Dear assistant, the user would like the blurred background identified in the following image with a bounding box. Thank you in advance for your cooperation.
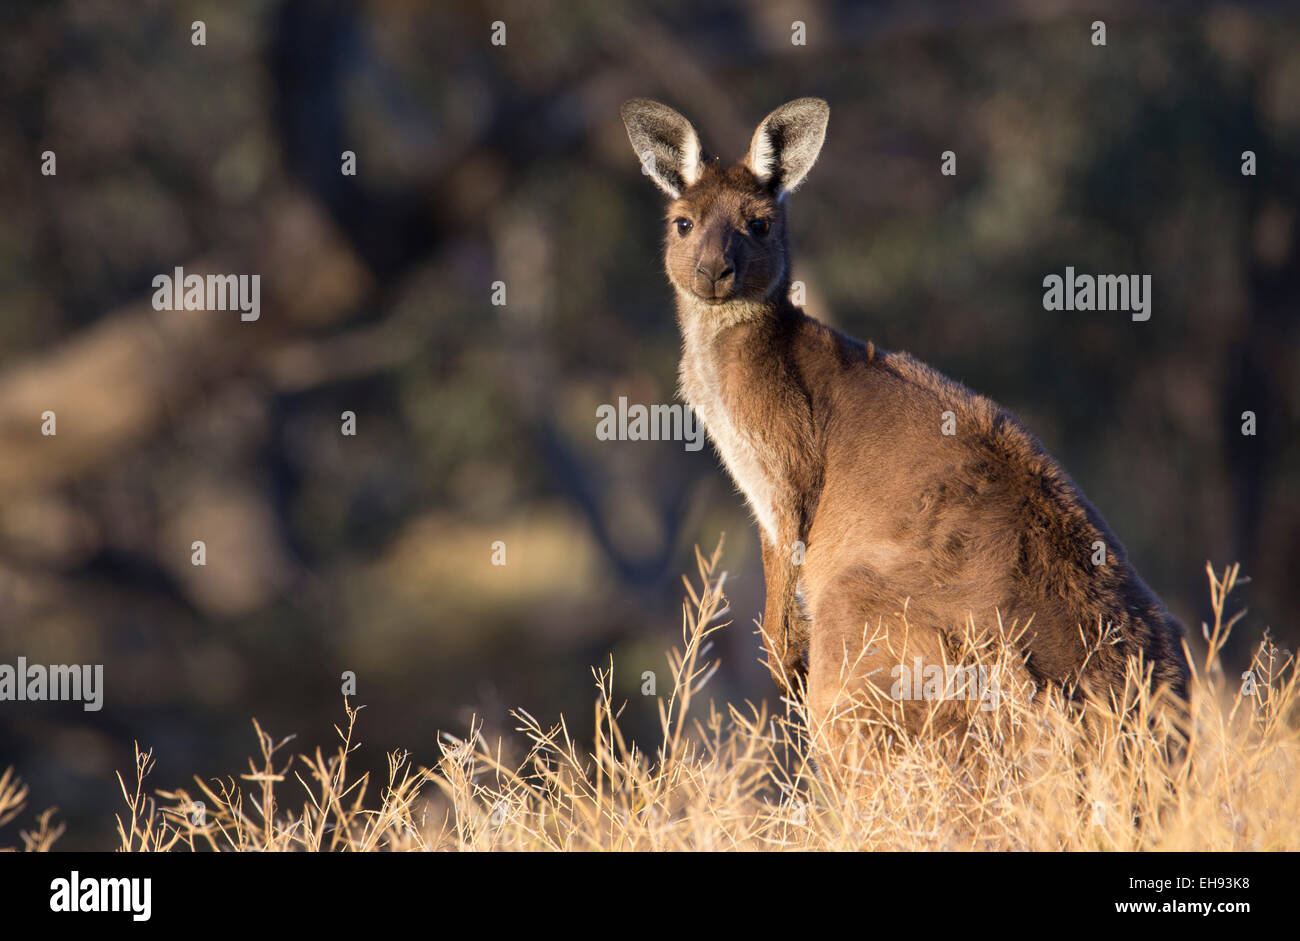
[0,0,1296,848]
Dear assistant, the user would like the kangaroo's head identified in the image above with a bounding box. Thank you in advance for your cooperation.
[621,98,828,309]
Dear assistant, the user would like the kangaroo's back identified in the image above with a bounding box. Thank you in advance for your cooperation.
[798,326,1189,697]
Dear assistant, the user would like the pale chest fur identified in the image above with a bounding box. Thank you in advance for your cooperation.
[679,339,783,544]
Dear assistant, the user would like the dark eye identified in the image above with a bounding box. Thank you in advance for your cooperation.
[748,218,770,237]
[674,218,693,236]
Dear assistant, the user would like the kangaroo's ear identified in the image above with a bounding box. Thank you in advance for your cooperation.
[745,98,829,198]
[621,99,704,199]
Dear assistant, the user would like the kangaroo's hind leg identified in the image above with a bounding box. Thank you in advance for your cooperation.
[806,568,969,776]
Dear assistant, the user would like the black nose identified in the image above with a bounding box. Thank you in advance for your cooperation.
[692,260,737,300]
[696,263,734,282]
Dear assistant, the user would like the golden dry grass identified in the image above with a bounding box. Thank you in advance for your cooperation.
[2,542,1296,851]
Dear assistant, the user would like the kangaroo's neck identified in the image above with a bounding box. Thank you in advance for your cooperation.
[675,289,814,544]
[674,289,798,364]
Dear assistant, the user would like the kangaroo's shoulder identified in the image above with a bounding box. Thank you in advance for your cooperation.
[879,346,1071,480]
[807,317,1077,487]
[795,314,1006,427]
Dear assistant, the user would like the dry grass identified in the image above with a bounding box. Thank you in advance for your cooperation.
[3,541,1296,851]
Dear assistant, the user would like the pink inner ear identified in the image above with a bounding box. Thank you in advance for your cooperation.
[680,130,701,188]
[747,129,776,185]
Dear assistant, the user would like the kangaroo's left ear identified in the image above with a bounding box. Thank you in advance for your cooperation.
[745,98,829,198]
[621,99,705,199]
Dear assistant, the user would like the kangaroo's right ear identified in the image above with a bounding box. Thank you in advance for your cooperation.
[745,98,829,198]
[620,99,703,199]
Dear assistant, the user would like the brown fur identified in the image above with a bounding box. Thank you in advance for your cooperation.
[621,99,1190,748]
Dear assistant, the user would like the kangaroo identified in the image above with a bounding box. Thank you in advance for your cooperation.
[620,98,1191,750]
